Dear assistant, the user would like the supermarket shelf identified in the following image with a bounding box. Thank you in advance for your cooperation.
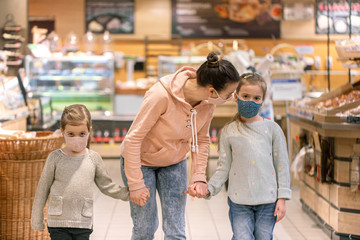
[4,26,22,31]
[4,43,21,49]
[304,70,360,75]
[36,91,111,96]
[115,87,149,95]
[158,55,206,64]
[34,75,104,81]
[0,106,29,120]
[53,112,136,122]
[287,112,360,138]
[336,58,360,69]
[32,55,114,62]
[6,60,23,66]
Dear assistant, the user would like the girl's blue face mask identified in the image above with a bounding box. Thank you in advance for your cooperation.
[237,96,263,119]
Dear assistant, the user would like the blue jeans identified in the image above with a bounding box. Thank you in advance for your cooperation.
[228,198,277,240]
[120,156,187,240]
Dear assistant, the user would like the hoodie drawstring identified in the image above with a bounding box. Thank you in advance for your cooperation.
[190,109,199,153]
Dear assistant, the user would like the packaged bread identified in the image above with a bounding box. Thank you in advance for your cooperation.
[0,130,24,139]
[336,105,360,117]
[0,130,36,139]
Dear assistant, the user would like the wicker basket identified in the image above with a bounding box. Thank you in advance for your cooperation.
[0,131,63,240]
[0,218,50,240]
[0,131,64,160]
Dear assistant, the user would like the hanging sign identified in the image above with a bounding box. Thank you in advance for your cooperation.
[172,0,281,38]
[272,78,302,101]
[316,0,360,34]
[283,2,314,21]
[85,0,134,34]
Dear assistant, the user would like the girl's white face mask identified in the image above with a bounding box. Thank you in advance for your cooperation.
[64,134,89,152]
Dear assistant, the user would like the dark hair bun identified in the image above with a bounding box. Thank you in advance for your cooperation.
[206,52,219,68]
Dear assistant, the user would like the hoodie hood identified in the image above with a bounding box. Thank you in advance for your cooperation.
[159,66,201,104]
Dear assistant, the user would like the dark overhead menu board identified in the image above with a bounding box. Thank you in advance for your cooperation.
[86,0,134,34]
[316,0,360,34]
[171,0,281,39]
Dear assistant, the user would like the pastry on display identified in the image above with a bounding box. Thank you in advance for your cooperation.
[106,18,122,31]
[336,105,360,117]
[228,0,272,22]
[86,13,132,34]
[88,20,104,32]
[317,15,333,30]
[0,130,27,139]
[315,90,360,109]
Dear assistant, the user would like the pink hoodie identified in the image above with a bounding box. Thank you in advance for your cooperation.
[120,67,216,191]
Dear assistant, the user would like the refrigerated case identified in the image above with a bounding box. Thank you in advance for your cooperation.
[25,55,114,115]
[157,55,206,78]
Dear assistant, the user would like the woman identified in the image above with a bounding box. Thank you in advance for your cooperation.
[120,52,240,239]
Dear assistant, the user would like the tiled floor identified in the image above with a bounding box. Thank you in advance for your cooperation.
[92,159,330,240]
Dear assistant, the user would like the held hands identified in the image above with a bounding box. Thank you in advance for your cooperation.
[130,187,150,206]
[274,198,286,222]
[184,182,209,198]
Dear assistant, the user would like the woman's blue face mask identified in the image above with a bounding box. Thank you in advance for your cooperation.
[237,96,263,119]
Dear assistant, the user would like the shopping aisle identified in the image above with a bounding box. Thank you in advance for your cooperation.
[91,159,330,240]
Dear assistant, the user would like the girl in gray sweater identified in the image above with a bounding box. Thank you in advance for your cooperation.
[205,73,291,240]
[31,104,145,239]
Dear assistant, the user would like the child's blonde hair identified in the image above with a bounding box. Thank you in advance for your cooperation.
[60,104,92,148]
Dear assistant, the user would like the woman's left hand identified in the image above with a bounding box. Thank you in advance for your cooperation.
[274,198,286,222]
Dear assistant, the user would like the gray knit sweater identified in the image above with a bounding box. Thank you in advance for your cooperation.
[31,149,129,230]
[207,119,291,205]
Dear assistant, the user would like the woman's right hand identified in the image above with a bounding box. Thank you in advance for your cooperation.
[130,187,150,206]
[185,182,209,198]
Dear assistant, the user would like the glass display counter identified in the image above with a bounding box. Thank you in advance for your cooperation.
[0,75,29,130]
[25,55,114,114]
[157,55,206,78]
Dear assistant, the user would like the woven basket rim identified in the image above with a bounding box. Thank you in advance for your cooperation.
[0,158,47,162]
[0,131,62,141]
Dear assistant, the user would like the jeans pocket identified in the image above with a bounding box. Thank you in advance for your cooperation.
[81,198,93,218]
[48,196,63,216]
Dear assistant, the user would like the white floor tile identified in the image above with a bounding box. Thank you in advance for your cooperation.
[91,159,330,240]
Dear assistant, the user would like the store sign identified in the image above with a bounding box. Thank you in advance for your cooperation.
[85,0,134,34]
[171,0,281,38]
[272,78,302,101]
[283,2,314,21]
[316,0,360,34]
[295,45,314,54]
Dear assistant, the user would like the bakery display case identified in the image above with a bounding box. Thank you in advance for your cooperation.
[0,75,29,131]
[25,55,115,116]
[157,55,206,78]
[288,81,360,238]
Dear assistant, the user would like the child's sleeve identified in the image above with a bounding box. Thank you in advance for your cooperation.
[93,153,130,201]
[31,153,56,230]
[206,128,232,198]
[272,124,292,200]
